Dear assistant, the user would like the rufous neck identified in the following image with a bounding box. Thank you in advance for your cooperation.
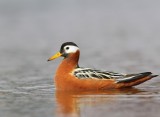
[58,51,80,73]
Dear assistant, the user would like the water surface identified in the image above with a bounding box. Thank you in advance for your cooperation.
[0,0,160,117]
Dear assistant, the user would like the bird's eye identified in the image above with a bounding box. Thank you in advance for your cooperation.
[66,47,69,50]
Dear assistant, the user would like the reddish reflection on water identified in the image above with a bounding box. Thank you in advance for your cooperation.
[55,88,142,117]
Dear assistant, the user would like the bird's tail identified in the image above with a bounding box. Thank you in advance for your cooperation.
[116,72,158,88]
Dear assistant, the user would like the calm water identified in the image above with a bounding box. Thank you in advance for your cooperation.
[0,0,160,117]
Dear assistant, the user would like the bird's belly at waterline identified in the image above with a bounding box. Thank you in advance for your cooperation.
[54,75,152,91]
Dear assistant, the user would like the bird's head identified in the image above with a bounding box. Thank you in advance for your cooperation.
[48,42,79,61]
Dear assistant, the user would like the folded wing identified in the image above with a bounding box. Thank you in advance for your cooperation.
[73,68,157,83]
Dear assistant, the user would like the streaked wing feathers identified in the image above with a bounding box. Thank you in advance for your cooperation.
[73,68,126,79]
[72,68,153,83]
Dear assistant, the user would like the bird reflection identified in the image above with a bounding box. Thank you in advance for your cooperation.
[55,88,143,117]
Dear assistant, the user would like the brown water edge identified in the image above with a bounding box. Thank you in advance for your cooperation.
[54,88,159,117]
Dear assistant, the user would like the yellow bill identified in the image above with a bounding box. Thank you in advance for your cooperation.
[48,52,62,61]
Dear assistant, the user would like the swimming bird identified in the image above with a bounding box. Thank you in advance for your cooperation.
[48,42,158,90]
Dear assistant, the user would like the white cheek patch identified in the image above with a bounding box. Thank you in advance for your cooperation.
[65,45,79,53]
